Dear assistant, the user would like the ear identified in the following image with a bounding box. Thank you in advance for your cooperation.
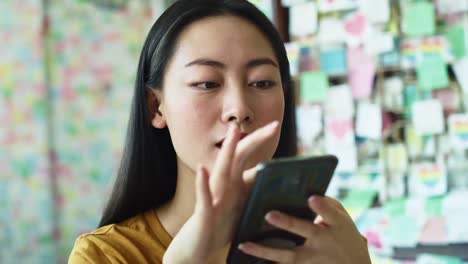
[146,87,166,129]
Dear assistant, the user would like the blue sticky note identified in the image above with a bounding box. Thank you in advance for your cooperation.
[319,46,347,75]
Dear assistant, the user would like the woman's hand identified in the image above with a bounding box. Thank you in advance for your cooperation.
[163,121,280,264]
[238,196,371,264]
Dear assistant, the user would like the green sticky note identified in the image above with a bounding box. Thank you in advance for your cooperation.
[402,2,435,37]
[416,55,449,90]
[300,71,328,103]
[445,26,467,59]
[341,190,377,209]
[383,198,407,215]
[425,196,444,217]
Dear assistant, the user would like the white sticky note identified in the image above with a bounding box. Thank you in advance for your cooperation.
[296,104,322,148]
[364,30,394,55]
[327,145,357,172]
[435,0,468,15]
[285,42,300,76]
[325,118,355,148]
[409,161,447,198]
[358,0,390,23]
[317,0,358,13]
[343,12,370,48]
[356,101,382,139]
[448,113,468,150]
[412,100,445,135]
[325,84,354,119]
[289,2,317,37]
[281,0,308,7]
[318,18,346,44]
[382,76,404,111]
[453,56,468,94]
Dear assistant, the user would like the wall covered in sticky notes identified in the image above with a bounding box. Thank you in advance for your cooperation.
[275,0,468,261]
[0,0,158,263]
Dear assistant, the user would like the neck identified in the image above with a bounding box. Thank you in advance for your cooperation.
[156,158,196,237]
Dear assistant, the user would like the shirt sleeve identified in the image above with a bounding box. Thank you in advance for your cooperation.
[68,236,111,264]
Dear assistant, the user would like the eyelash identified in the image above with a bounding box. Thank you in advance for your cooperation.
[191,80,276,90]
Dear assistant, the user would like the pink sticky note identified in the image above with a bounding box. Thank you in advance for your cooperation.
[347,46,376,99]
[418,217,447,244]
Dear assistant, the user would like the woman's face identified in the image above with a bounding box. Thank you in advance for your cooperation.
[152,15,284,173]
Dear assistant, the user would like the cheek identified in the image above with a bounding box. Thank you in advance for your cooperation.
[255,92,285,123]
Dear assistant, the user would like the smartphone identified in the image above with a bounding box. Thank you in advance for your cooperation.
[226,155,338,264]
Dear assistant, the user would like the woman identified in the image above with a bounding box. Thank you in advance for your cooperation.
[69,0,371,263]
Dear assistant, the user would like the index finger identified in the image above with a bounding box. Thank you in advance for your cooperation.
[232,120,279,178]
[209,124,240,202]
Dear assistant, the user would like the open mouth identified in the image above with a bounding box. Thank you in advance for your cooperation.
[215,132,249,149]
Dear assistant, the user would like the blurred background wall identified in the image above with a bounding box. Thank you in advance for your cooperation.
[0,0,173,263]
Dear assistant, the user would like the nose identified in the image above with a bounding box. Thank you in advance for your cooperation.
[221,87,254,125]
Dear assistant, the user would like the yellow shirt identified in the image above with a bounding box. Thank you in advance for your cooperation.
[68,209,172,264]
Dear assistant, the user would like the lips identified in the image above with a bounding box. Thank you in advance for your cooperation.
[215,132,249,149]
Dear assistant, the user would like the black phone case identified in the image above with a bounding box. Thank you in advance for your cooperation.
[226,155,338,264]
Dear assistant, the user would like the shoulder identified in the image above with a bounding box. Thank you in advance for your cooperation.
[68,209,172,264]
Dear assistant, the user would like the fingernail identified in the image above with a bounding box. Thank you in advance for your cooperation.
[265,211,281,224]
[268,120,279,129]
[308,196,317,204]
[238,243,254,253]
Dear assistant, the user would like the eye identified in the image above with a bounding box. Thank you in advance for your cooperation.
[250,80,276,89]
[192,82,220,89]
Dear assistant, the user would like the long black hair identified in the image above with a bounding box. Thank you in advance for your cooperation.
[99,0,297,227]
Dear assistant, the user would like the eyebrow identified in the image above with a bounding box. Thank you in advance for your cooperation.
[184,57,278,69]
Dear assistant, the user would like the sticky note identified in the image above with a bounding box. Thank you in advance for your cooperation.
[319,45,347,75]
[416,55,449,90]
[359,0,390,23]
[445,26,466,59]
[347,46,376,99]
[383,198,407,216]
[409,161,447,197]
[425,196,444,217]
[412,100,444,135]
[448,114,468,150]
[296,104,322,148]
[435,0,468,15]
[317,0,358,13]
[285,42,300,76]
[355,102,382,139]
[344,12,369,48]
[318,18,346,44]
[416,254,463,264]
[289,2,317,37]
[300,71,328,103]
[325,84,354,119]
[402,2,436,37]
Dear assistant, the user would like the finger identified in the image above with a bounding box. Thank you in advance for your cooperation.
[242,166,258,187]
[265,211,321,239]
[308,196,346,226]
[209,124,240,201]
[232,121,279,177]
[238,242,296,263]
[194,165,212,213]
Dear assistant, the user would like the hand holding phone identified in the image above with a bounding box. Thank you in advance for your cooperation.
[227,155,338,264]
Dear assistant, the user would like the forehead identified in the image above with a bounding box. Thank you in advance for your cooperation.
[171,15,277,64]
